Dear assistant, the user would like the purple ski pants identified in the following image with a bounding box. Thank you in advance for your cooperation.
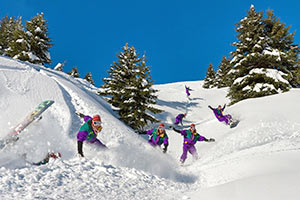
[180,144,198,163]
[217,114,232,125]
[90,138,107,149]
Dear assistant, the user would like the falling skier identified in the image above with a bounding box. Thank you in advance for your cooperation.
[174,113,187,126]
[32,152,62,166]
[77,114,107,157]
[171,124,215,164]
[139,123,169,153]
[208,104,235,127]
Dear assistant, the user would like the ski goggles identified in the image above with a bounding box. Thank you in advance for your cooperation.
[190,126,196,130]
[93,121,102,126]
[158,126,165,130]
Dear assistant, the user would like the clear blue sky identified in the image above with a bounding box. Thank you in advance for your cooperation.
[2,0,300,86]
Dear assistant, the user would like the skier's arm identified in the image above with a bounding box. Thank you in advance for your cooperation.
[77,130,88,157]
[208,105,213,110]
[145,129,154,135]
[77,141,84,157]
[222,104,226,111]
[170,126,181,133]
[138,131,147,135]
[197,134,215,142]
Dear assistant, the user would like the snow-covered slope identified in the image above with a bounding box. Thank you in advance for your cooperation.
[0,55,300,200]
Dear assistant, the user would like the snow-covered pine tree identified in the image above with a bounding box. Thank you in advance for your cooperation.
[0,16,23,56]
[216,56,232,88]
[263,10,299,87]
[7,24,32,62]
[203,63,217,88]
[228,5,299,105]
[84,72,95,85]
[25,12,52,65]
[296,60,300,87]
[68,67,80,78]
[100,43,162,131]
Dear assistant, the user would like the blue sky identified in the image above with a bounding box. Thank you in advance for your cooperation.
[1,0,300,86]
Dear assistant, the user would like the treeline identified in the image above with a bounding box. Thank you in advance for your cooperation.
[2,6,300,132]
[203,5,300,104]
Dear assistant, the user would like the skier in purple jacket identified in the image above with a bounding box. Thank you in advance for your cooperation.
[185,85,192,97]
[140,123,169,153]
[174,113,187,126]
[208,104,233,125]
[171,124,215,164]
[77,114,107,157]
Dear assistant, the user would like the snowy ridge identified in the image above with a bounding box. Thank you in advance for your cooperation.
[0,55,300,200]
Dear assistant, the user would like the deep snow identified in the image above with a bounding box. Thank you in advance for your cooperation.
[0,55,300,199]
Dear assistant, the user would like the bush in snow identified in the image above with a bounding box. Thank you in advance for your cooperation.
[228,5,299,105]
[68,67,80,78]
[84,72,95,85]
[100,43,163,131]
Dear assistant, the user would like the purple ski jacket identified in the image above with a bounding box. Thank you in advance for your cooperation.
[176,114,185,121]
[146,128,169,146]
[77,116,99,143]
[209,105,226,119]
[178,129,206,145]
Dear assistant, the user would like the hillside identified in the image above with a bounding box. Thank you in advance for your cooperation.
[0,55,300,200]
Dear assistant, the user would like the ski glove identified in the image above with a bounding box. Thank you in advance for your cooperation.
[76,112,85,118]
[139,131,147,135]
[163,144,168,153]
[77,141,84,157]
[208,138,215,142]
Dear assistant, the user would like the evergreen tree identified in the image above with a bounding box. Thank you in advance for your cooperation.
[100,43,163,131]
[228,5,299,105]
[203,63,217,88]
[84,72,95,85]
[7,27,31,61]
[296,60,300,87]
[0,16,23,55]
[68,67,80,78]
[25,12,52,65]
[216,56,232,88]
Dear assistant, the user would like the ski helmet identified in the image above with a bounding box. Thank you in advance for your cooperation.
[92,114,101,122]
[190,123,196,130]
[158,123,165,130]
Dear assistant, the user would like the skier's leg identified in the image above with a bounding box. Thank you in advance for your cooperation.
[180,145,189,163]
[218,116,229,124]
[93,139,107,149]
[148,140,156,147]
[189,145,198,160]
